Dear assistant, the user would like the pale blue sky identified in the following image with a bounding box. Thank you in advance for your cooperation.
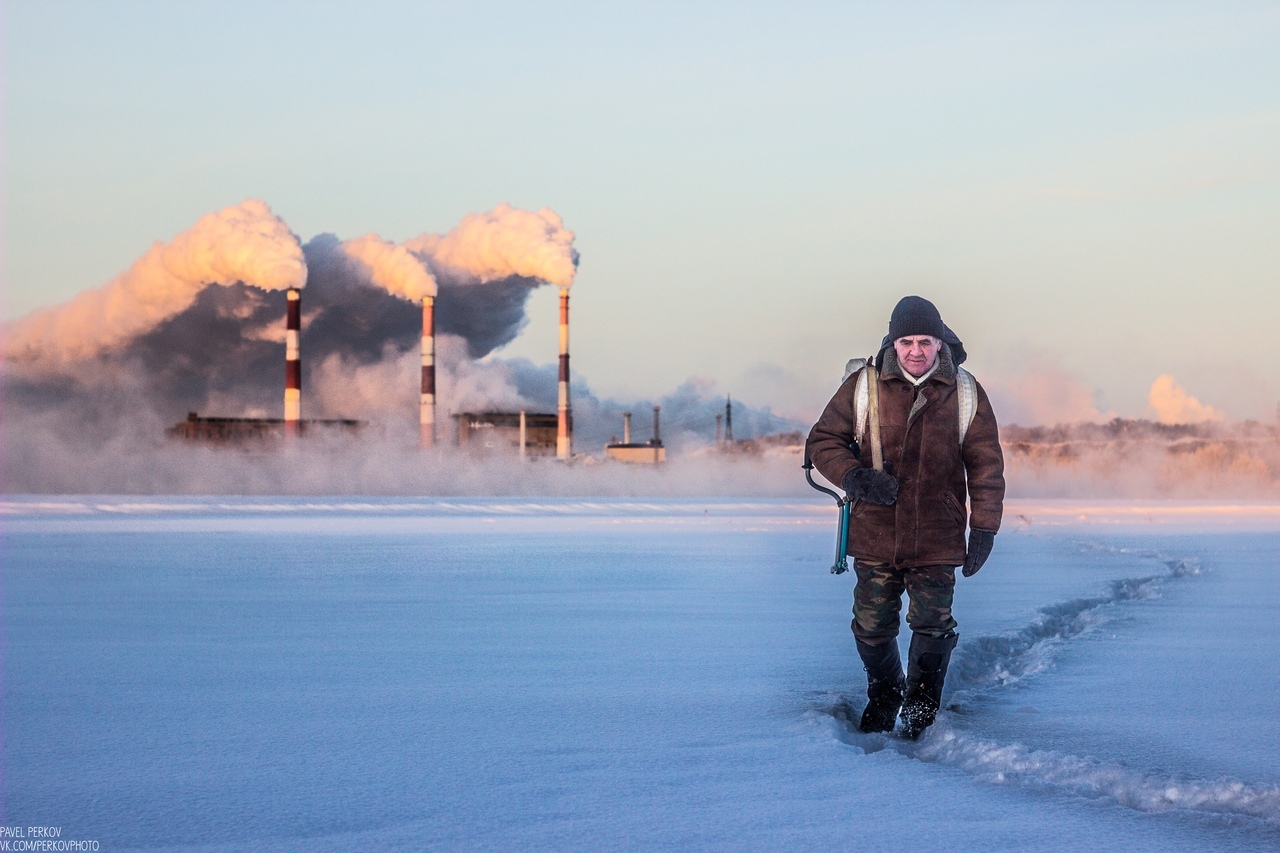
[5,1,1279,421]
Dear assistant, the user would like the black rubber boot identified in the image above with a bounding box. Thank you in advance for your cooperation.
[899,632,958,740]
[856,638,906,733]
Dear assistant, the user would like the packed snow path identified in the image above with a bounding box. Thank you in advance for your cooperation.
[822,553,1280,822]
[5,498,1279,851]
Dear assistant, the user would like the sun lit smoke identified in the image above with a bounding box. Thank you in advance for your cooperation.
[405,203,579,288]
[1148,374,1224,424]
[1,201,590,441]
[339,234,437,301]
[331,233,441,442]
[0,198,827,496]
[984,366,1114,426]
[4,199,305,364]
[305,335,528,423]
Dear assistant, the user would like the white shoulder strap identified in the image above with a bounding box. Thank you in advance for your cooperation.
[840,358,978,447]
[855,368,870,442]
[957,367,978,445]
[841,358,870,443]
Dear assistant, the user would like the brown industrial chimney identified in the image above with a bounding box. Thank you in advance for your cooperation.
[557,287,572,459]
[420,296,436,447]
[284,287,301,438]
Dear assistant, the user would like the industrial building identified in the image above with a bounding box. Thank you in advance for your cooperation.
[165,276,576,454]
[454,411,559,457]
[605,408,665,464]
[166,412,363,443]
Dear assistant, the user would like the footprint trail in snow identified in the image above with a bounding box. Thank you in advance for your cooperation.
[816,546,1280,825]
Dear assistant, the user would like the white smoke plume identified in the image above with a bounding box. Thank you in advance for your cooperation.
[406,203,579,288]
[2,198,809,496]
[340,235,437,301]
[4,199,305,364]
[982,363,1114,427]
[3,202,583,425]
[1148,374,1224,424]
[972,348,1116,425]
[306,335,527,423]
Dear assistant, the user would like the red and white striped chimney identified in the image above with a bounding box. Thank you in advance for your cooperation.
[557,287,572,459]
[284,287,301,438]
[420,296,436,447]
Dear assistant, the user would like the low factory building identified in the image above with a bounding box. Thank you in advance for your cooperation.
[454,411,560,456]
[605,407,665,464]
[605,442,666,464]
[167,412,364,443]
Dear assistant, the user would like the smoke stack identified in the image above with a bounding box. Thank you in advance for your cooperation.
[715,413,723,444]
[652,405,661,446]
[725,396,733,443]
[420,296,436,446]
[284,287,301,437]
[557,287,572,459]
[623,412,632,444]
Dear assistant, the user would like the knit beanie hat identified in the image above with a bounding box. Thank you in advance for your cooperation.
[888,296,945,341]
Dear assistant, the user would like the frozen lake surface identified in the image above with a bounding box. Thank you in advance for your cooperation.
[4,497,1279,851]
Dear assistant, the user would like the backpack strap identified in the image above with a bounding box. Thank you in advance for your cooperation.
[842,358,870,444]
[856,368,871,445]
[841,357,979,448]
[956,366,978,446]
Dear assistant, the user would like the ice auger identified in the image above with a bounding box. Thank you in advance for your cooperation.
[804,450,851,575]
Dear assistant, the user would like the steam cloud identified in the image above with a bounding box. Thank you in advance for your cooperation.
[984,366,1115,427]
[2,200,582,425]
[339,235,437,302]
[404,204,578,289]
[3,199,805,495]
[1147,374,1224,424]
[4,200,307,364]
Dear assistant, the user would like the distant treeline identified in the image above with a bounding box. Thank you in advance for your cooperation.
[1002,417,1279,445]
[719,421,1280,498]
[999,418,1280,498]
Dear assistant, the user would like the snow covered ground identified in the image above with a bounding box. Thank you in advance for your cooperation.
[4,497,1278,851]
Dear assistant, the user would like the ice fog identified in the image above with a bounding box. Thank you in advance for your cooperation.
[5,199,1278,498]
[7,396,1279,498]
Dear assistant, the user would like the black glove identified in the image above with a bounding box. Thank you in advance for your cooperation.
[841,467,898,505]
[962,529,996,577]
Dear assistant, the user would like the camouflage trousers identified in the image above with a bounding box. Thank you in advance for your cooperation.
[852,559,957,643]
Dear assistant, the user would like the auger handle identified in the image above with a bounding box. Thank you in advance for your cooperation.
[804,451,850,574]
[834,500,850,575]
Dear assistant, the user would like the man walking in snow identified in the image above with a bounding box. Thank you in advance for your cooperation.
[806,296,1005,739]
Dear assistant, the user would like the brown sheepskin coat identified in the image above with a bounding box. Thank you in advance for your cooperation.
[806,345,1005,568]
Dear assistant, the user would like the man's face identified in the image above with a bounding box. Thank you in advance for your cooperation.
[894,335,941,377]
